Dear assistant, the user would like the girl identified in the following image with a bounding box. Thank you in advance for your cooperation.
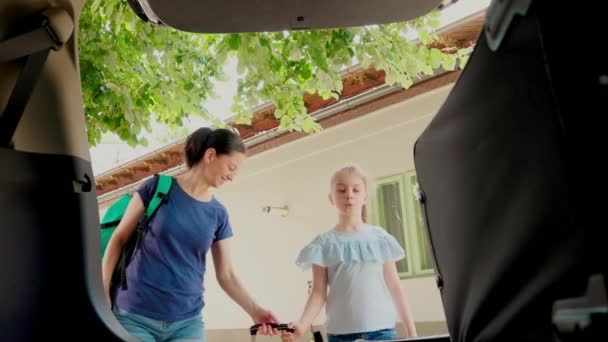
[102,127,279,342]
[281,164,417,342]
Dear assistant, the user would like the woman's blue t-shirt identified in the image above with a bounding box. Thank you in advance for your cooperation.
[114,176,233,321]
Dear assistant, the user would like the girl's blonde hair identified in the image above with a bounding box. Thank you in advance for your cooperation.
[330,163,370,223]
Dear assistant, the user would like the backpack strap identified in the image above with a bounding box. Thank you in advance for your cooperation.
[134,174,173,248]
[119,174,172,291]
[0,8,73,148]
[143,174,173,222]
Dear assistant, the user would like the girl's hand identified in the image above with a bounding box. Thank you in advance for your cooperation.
[406,326,418,338]
[281,321,305,342]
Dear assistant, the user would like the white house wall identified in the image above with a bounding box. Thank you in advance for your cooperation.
[202,84,455,330]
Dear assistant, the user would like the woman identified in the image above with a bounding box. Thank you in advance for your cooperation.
[102,127,278,341]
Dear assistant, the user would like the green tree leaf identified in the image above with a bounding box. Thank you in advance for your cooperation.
[79,0,470,146]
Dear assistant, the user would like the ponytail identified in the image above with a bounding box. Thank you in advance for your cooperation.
[184,127,246,168]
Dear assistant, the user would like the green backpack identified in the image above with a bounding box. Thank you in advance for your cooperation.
[100,174,173,294]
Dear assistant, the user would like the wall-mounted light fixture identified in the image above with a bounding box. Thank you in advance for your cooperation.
[261,205,289,217]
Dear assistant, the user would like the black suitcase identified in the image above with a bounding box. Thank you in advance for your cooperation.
[413,1,607,341]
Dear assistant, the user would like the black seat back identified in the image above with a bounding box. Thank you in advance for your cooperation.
[413,1,607,341]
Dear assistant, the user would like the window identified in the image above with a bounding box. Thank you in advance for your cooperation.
[373,170,434,278]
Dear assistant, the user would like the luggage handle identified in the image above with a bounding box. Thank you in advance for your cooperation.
[249,323,296,335]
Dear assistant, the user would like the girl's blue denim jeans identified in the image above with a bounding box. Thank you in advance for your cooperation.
[327,328,397,342]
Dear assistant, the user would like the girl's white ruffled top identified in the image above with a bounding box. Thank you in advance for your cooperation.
[295,224,406,335]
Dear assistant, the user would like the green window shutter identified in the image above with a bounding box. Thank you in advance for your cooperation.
[404,171,434,275]
[374,175,412,277]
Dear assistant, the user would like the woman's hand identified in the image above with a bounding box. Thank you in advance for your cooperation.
[251,305,280,336]
[104,287,111,308]
[211,239,280,336]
